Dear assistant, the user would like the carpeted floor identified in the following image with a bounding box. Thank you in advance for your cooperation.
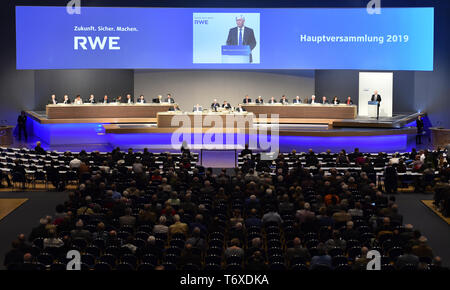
[421,200,450,225]
[395,193,450,267]
[0,199,28,220]
[0,191,68,270]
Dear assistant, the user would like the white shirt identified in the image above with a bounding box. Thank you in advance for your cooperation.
[74,99,83,105]
[237,26,245,45]
[311,99,316,104]
[127,98,132,104]
[51,99,57,104]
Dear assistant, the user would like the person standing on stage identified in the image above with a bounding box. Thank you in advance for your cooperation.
[17,111,27,142]
[371,90,382,119]
[416,115,425,145]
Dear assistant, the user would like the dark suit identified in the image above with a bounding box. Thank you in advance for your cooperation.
[243,98,252,104]
[309,99,317,104]
[102,99,109,104]
[346,99,353,105]
[137,98,146,104]
[332,99,340,104]
[165,98,175,103]
[226,26,257,63]
[193,106,203,112]
[268,99,277,104]
[255,98,264,104]
[235,107,246,112]
[125,97,134,104]
[371,94,382,103]
[279,98,289,104]
[222,103,231,109]
[62,99,71,104]
[87,98,96,104]
[49,99,58,105]
[321,100,329,104]
[211,103,220,111]
[293,99,302,104]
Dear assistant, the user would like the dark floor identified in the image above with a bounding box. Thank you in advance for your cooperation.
[0,191,68,270]
[395,193,450,267]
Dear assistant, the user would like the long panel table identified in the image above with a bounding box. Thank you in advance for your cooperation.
[157,112,254,128]
[46,104,173,119]
[241,104,357,119]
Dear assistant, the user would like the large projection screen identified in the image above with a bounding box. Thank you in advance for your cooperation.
[16,6,434,70]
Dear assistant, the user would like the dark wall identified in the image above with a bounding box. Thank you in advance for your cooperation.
[34,70,134,109]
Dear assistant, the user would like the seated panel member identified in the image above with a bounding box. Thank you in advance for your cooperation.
[309,95,317,104]
[49,94,58,105]
[125,94,134,104]
[102,95,109,104]
[293,96,302,104]
[169,104,181,111]
[165,94,175,103]
[74,95,83,105]
[222,101,232,110]
[87,94,96,104]
[137,95,146,104]
[279,95,289,104]
[268,97,277,104]
[211,99,220,111]
[243,95,252,104]
[62,94,71,104]
[255,96,264,104]
[321,96,329,104]
[332,96,340,105]
[193,104,203,112]
[153,95,163,103]
[115,95,122,103]
[235,104,246,112]
[346,96,354,105]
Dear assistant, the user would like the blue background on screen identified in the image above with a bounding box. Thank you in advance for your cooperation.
[16,6,434,70]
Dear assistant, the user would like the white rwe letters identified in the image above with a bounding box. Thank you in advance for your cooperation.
[74,36,120,50]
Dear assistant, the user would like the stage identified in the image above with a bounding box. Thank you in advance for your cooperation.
[24,110,420,153]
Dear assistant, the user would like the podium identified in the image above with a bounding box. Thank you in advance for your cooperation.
[221,45,250,63]
[368,101,378,118]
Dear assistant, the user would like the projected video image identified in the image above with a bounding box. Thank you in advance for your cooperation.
[193,13,260,64]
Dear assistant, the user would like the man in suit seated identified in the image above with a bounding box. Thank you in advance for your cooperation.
[309,95,317,104]
[115,96,122,103]
[279,95,289,104]
[222,101,232,110]
[87,94,96,104]
[74,95,83,105]
[226,15,257,63]
[235,104,246,112]
[243,95,252,104]
[293,96,302,104]
[332,96,340,105]
[193,104,203,112]
[153,95,163,103]
[49,94,58,104]
[125,94,134,104]
[211,99,220,111]
[102,95,109,104]
[62,94,71,104]
[255,96,264,104]
[321,96,329,104]
[165,94,175,103]
[169,104,181,111]
[268,97,277,104]
[137,95,146,104]
[346,96,353,105]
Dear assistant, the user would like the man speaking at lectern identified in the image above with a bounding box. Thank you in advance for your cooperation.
[226,15,257,63]
[371,90,382,120]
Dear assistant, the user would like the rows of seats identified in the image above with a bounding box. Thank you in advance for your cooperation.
[2,146,449,271]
